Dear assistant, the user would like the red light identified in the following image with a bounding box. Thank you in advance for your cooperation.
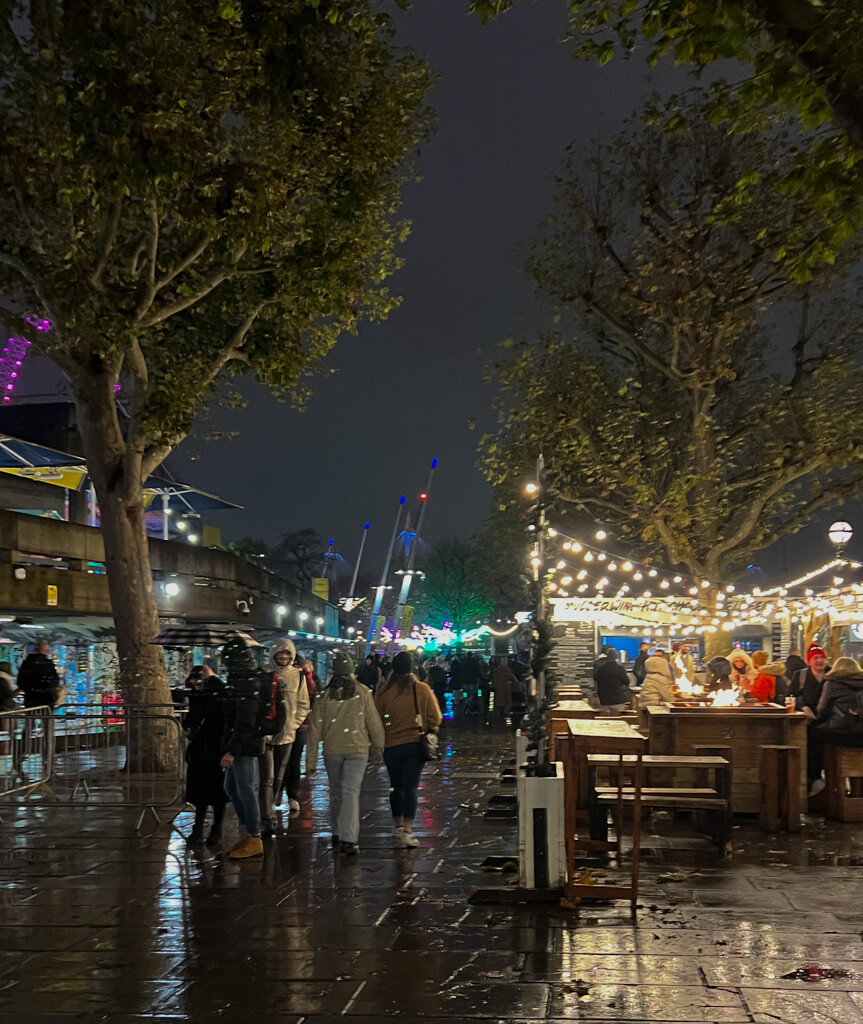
[419,493,427,501]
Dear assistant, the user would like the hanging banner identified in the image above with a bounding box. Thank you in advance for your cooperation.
[312,577,329,601]
[400,605,414,637]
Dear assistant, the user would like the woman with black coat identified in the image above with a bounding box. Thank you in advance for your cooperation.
[184,666,228,846]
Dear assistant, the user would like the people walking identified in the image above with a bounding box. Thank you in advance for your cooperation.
[492,656,518,720]
[307,650,384,855]
[220,638,285,860]
[357,654,382,693]
[282,655,316,815]
[427,657,448,710]
[375,651,442,848]
[183,665,228,846]
[258,639,307,837]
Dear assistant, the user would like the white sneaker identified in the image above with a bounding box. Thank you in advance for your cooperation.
[289,799,301,812]
[401,833,419,848]
[809,778,826,797]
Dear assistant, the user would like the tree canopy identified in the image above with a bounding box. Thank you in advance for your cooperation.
[471,0,863,272]
[0,0,430,700]
[482,107,863,584]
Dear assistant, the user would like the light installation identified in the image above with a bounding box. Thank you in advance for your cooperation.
[0,336,30,403]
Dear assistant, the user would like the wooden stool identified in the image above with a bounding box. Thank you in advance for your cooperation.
[759,745,801,832]
[824,745,863,822]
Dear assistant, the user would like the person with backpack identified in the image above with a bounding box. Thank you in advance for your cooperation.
[281,655,316,815]
[220,638,286,860]
[807,656,863,796]
[258,639,306,837]
[307,650,384,855]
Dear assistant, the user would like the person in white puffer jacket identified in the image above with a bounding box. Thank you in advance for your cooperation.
[258,638,309,837]
[307,649,384,856]
[638,656,676,707]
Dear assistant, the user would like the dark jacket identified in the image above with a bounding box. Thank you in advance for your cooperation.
[633,651,650,685]
[357,662,382,692]
[185,678,227,807]
[789,667,828,714]
[785,654,807,679]
[221,652,285,758]
[17,653,60,708]
[427,664,447,695]
[814,675,863,735]
[593,647,631,706]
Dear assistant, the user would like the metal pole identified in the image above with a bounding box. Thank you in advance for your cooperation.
[534,453,547,765]
[366,494,406,653]
[347,521,370,601]
[88,484,97,527]
[162,493,170,541]
[394,458,437,636]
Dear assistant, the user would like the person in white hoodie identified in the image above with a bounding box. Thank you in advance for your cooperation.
[307,649,384,856]
[258,638,309,837]
[638,656,676,707]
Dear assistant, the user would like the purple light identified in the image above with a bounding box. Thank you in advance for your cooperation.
[0,335,31,404]
[25,316,52,332]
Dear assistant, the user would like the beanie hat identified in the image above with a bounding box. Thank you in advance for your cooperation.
[330,649,355,676]
[751,650,769,670]
[392,651,413,675]
[806,645,828,664]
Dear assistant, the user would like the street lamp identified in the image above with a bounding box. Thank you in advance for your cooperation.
[828,521,853,552]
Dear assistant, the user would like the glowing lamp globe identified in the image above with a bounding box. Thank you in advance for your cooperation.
[828,521,853,548]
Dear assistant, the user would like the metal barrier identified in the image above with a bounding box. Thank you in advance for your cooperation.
[1,704,188,831]
[0,706,56,812]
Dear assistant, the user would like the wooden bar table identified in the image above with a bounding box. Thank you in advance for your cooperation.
[557,718,645,908]
[549,700,595,759]
[645,705,809,814]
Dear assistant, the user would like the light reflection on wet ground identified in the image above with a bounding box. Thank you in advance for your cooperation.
[1,720,862,1021]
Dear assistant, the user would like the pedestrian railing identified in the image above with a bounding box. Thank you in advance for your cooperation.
[1,704,188,832]
[0,706,56,812]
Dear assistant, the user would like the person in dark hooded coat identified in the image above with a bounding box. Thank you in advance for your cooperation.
[593,645,631,711]
[807,656,863,795]
[184,665,227,846]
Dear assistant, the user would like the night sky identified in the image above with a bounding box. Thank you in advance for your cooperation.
[15,4,862,575]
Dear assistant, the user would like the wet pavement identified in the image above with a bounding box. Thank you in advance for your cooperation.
[2,721,863,1022]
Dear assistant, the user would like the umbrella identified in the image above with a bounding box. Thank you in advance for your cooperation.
[150,625,260,648]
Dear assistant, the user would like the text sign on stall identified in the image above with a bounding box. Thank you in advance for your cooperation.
[46,585,58,607]
[550,596,697,627]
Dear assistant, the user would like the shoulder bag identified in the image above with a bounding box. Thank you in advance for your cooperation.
[412,681,440,762]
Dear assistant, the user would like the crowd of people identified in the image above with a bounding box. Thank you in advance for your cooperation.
[184,641,444,860]
[594,639,863,797]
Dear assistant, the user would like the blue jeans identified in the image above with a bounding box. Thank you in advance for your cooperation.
[383,741,424,822]
[224,756,261,837]
[323,753,368,844]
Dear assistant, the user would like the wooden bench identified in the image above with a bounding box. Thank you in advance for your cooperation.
[587,753,732,854]
[825,744,863,822]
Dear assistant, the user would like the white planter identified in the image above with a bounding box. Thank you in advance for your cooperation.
[517,760,566,889]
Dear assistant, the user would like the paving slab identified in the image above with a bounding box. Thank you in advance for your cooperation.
[0,719,861,1021]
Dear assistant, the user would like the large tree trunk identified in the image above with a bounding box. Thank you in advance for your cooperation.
[75,375,174,772]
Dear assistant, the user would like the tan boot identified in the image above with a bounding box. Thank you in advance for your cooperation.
[227,829,248,854]
[228,834,264,860]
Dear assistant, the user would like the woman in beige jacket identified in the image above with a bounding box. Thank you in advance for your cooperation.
[374,651,442,848]
[307,650,384,856]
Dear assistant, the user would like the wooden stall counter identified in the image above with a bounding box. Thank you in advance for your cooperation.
[645,705,808,814]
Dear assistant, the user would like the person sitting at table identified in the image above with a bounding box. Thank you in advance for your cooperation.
[807,656,863,797]
[637,656,675,707]
[746,660,786,703]
[727,650,755,691]
[706,657,733,692]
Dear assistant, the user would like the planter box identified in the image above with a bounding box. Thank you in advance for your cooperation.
[517,760,566,889]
